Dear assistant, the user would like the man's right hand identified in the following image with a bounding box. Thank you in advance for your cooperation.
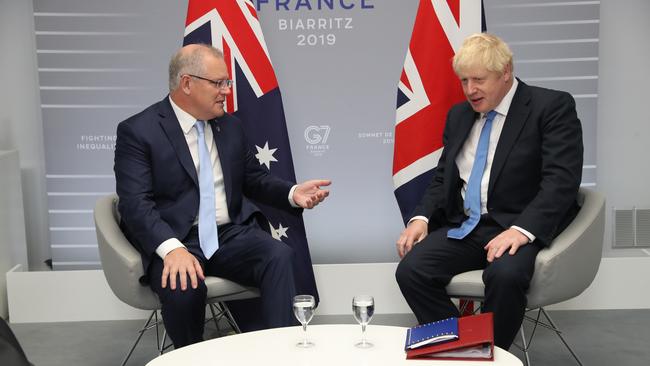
[396,219,428,258]
[161,247,205,291]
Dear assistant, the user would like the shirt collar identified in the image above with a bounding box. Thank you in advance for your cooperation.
[489,77,518,119]
[169,96,199,135]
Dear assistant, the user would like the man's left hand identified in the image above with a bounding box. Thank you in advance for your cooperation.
[484,228,529,262]
[294,179,331,209]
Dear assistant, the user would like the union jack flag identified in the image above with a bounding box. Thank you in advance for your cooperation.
[184,0,319,329]
[393,0,485,222]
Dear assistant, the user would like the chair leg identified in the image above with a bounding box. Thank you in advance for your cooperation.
[208,303,223,336]
[205,302,242,336]
[121,310,157,366]
[517,308,583,366]
[220,302,242,334]
[122,304,242,365]
[539,308,584,366]
[518,324,532,366]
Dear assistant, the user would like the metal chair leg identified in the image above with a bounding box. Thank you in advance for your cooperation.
[220,302,242,334]
[519,324,531,366]
[122,303,238,365]
[539,308,584,366]
[121,311,157,366]
[208,303,223,336]
[515,308,583,366]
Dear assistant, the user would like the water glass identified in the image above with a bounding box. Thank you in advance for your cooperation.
[293,294,316,348]
[352,295,374,348]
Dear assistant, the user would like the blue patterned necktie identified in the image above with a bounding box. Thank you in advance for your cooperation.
[448,110,498,240]
[195,120,219,259]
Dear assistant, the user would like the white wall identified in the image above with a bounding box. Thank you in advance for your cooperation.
[0,151,29,318]
[8,259,650,323]
[0,0,50,270]
[597,0,650,256]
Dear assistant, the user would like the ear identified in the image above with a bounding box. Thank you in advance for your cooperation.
[502,63,513,82]
[180,75,192,95]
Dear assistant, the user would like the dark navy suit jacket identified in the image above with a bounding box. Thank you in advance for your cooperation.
[114,97,295,272]
[412,80,584,246]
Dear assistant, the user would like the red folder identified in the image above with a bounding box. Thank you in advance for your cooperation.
[405,312,494,361]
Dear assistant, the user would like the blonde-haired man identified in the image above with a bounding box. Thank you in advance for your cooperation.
[395,33,583,349]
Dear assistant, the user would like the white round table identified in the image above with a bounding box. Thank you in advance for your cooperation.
[146,324,522,365]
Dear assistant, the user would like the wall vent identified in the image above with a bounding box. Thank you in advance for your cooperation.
[635,209,650,246]
[612,208,650,248]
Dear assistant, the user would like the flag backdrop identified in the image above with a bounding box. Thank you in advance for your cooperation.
[393,0,485,223]
[183,0,319,328]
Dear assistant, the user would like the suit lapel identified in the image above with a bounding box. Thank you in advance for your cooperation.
[488,82,531,195]
[446,106,478,170]
[157,98,198,186]
[209,118,232,205]
[444,106,477,204]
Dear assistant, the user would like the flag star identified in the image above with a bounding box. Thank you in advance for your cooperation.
[255,141,278,170]
[269,222,289,241]
[276,223,289,239]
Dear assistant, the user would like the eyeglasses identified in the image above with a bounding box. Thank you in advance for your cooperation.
[186,74,233,89]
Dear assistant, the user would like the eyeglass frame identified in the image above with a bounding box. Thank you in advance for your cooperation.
[185,74,233,89]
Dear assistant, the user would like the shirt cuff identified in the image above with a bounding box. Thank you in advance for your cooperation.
[408,216,429,225]
[288,185,299,208]
[511,226,536,243]
[156,238,186,259]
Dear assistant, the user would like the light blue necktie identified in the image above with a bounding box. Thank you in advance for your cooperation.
[195,120,219,259]
[448,110,498,240]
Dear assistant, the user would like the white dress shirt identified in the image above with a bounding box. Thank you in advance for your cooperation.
[156,97,299,258]
[411,79,535,242]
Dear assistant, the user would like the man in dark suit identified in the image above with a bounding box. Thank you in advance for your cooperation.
[395,33,583,349]
[114,44,330,348]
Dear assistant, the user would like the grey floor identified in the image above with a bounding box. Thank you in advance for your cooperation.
[9,309,650,366]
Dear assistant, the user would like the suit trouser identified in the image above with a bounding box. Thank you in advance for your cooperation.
[148,220,297,348]
[395,215,541,349]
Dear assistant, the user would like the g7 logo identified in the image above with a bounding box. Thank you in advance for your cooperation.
[304,125,331,145]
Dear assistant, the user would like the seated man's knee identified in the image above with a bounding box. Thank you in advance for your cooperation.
[395,256,417,288]
[483,264,529,289]
[160,278,207,310]
[266,243,295,266]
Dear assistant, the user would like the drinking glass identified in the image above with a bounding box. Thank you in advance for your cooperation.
[352,295,374,348]
[293,294,316,348]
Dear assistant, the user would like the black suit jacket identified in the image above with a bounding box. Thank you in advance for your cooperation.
[114,97,296,271]
[412,81,583,246]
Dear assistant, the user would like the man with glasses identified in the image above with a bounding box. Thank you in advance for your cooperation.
[114,44,330,348]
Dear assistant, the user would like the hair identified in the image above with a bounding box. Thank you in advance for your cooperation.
[452,33,513,75]
[168,44,224,92]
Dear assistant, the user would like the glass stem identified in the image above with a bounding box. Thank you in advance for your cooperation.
[361,324,367,343]
[302,323,308,345]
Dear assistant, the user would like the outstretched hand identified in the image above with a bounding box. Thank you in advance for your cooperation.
[293,179,331,209]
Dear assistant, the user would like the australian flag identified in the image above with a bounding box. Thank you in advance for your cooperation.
[394,0,485,223]
[183,0,319,329]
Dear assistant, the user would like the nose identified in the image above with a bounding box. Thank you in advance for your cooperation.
[466,80,478,95]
